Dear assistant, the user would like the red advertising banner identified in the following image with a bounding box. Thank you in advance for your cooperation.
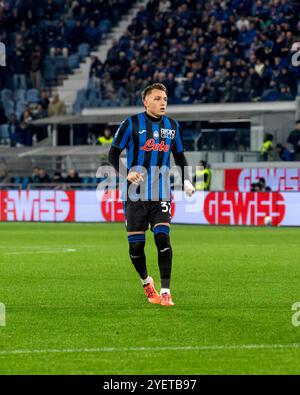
[0,190,75,222]
[224,168,300,191]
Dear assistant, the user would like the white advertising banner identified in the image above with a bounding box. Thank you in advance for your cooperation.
[0,190,299,226]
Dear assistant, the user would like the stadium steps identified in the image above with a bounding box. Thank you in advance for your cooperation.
[55,0,149,111]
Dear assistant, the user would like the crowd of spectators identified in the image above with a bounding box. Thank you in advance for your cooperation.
[29,167,82,184]
[0,91,66,146]
[0,0,134,90]
[0,166,86,188]
[260,124,299,161]
[84,0,300,107]
[0,0,135,128]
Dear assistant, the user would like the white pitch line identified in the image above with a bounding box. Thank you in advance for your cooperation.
[2,248,77,255]
[0,343,300,357]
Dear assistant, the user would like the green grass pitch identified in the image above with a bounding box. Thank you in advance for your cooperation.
[0,222,300,374]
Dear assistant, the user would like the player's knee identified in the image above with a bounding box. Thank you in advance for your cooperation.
[129,241,145,256]
[128,234,145,256]
[153,225,171,250]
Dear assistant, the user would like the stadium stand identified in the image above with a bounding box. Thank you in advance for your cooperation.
[0,0,137,122]
[1,0,300,189]
[77,0,300,109]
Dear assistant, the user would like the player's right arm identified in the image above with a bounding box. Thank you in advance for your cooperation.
[108,119,131,177]
[108,119,143,184]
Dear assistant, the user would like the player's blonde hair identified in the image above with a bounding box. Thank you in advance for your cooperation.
[141,83,167,101]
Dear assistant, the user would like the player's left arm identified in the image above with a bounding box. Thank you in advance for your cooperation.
[171,123,195,196]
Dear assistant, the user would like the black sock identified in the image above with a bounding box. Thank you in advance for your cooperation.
[128,235,147,280]
[154,228,172,289]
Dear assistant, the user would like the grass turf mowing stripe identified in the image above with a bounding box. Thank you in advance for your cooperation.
[1,343,300,356]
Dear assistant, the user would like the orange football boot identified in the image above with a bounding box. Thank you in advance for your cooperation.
[143,277,160,304]
[160,292,175,306]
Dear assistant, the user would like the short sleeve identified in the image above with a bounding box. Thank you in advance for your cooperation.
[112,119,131,151]
[171,122,184,154]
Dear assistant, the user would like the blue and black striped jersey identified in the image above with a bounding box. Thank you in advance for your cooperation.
[112,111,184,170]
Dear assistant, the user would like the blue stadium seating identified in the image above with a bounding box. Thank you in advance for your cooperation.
[26,89,39,104]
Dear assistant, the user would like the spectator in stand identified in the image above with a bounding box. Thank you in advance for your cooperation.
[39,90,50,113]
[30,167,40,183]
[287,120,300,161]
[20,108,33,125]
[85,20,100,46]
[33,104,48,141]
[260,133,274,161]
[37,168,51,183]
[251,182,260,192]
[276,143,293,161]
[258,177,272,191]
[0,168,10,184]
[69,20,85,52]
[97,127,113,145]
[53,172,64,183]
[0,102,7,125]
[65,169,81,183]
[13,48,27,90]
[158,0,171,13]
[34,104,47,120]
[50,33,69,59]
[8,113,20,147]
[15,121,32,146]
[100,73,118,104]
[124,74,140,105]
[48,93,66,116]
[30,45,43,90]
[43,0,59,20]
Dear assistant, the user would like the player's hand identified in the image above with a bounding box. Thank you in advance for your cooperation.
[127,171,144,185]
[184,180,195,197]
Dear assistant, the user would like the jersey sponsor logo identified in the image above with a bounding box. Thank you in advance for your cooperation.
[138,130,147,134]
[161,128,175,139]
[140,138,170,152]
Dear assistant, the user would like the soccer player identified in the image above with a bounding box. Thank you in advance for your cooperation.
[108,83,194,306]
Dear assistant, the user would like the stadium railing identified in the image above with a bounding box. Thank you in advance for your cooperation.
[26,183,98,190]
[0,183,22,190]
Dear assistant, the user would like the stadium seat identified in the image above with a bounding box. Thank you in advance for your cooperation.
[22,177,30,189]
[98,19,112,34]
[55,56,68,74]
[68,54,80,70]
[16,100,26,120]
[82,177,91,184]
[3,100,15,116]
[66,20,76,31]
[12,176,22,184]
[78,43,90,59]
[1,89,13,103]
[72,99,84,114]
[14,89,26,102]
[26,89,39,104]
[0,124,9,143]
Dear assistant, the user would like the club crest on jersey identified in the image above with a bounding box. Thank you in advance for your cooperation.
[140,138,170,152]
[153,130,159,139]
[161,128,175,139]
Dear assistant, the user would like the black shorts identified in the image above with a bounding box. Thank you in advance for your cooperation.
[123,200,171,232]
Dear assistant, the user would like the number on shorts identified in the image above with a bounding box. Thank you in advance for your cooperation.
[161,201,171,214]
